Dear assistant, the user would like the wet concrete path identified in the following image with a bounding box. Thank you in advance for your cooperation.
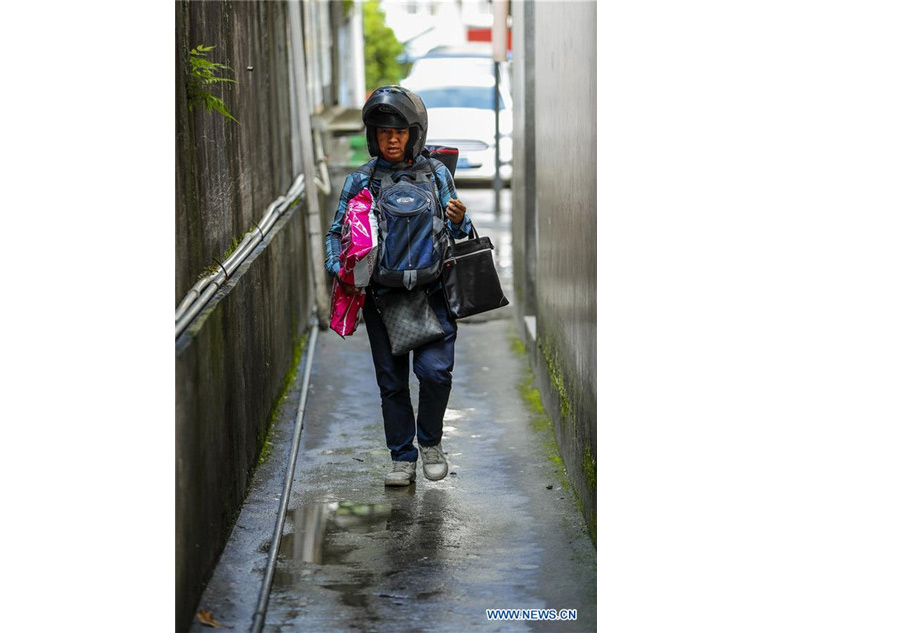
[189,190,596,632]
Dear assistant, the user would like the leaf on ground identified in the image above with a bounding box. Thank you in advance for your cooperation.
[196,610,230,628]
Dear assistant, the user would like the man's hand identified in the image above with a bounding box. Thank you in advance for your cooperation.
[445,197,466,224]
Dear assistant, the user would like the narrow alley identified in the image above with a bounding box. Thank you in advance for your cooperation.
[188,188,596,632]
[176,4,598,630]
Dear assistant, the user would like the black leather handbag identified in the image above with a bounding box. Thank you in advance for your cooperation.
[441,226,510,319]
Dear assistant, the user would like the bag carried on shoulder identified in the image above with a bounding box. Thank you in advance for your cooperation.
[442,226,509,320]
[372,288,444,356]
[371,162,449,291]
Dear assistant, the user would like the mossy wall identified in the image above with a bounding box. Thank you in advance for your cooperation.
[175,2,316,632]
[511,1,597,541]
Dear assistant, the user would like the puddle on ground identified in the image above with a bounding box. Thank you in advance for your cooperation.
[270,497,453,611]
[275,501,392,565]
[272,501,400,607]
[322,582,370,608]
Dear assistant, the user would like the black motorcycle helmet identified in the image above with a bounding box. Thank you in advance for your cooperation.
[362,85,428,160]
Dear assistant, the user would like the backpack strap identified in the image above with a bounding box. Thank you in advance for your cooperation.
[366,160,391,203]
[424,158,452,264]
[425,156,441,178]
[425,158,445,221]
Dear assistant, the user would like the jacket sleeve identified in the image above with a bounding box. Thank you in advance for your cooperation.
[433,161,473,239]
[325,170,367,278]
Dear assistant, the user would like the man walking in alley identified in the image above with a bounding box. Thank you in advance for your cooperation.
[324,85,472,487]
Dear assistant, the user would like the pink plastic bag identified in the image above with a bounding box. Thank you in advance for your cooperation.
[338,188,378,288]
[329,277,365,337]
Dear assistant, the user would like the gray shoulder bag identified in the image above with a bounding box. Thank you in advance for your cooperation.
[372,288,444,356]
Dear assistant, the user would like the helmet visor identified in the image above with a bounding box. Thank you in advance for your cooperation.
[366,105,408,129]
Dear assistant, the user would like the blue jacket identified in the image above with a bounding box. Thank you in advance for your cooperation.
[324,155,472,279]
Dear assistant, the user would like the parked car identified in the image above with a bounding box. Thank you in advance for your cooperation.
[402,59,513,186]
[406,44,512,92]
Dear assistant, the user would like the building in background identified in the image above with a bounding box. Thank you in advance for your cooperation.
[381,0,505,61]
[381,0,466,61]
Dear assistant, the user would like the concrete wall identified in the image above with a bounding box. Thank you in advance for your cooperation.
[511,0,597,540]
[176,1,299,301]
[175,2,318,631]
[511,1,536,316]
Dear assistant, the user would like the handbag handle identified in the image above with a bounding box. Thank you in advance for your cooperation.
[448,223,479,246]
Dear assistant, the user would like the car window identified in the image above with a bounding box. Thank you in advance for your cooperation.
[417,86,507,110]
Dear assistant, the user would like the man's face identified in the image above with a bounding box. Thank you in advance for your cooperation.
[377,127,410,163]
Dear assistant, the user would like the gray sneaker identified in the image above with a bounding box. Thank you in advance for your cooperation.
[384,460,417,486]
[420,442,449,481]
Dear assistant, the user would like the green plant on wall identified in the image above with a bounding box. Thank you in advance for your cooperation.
[363,1,408,90]
[187,44,239,123]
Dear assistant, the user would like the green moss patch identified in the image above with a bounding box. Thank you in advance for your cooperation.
[539,337,572,420]
[510,332,569,490]
[511,329,596,545]
[510,335,526,357]
[257,331,308,467]
[582,443,597,493]
[581,443,597,545]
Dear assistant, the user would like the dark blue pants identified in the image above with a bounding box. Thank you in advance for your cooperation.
[363,288,457,463]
